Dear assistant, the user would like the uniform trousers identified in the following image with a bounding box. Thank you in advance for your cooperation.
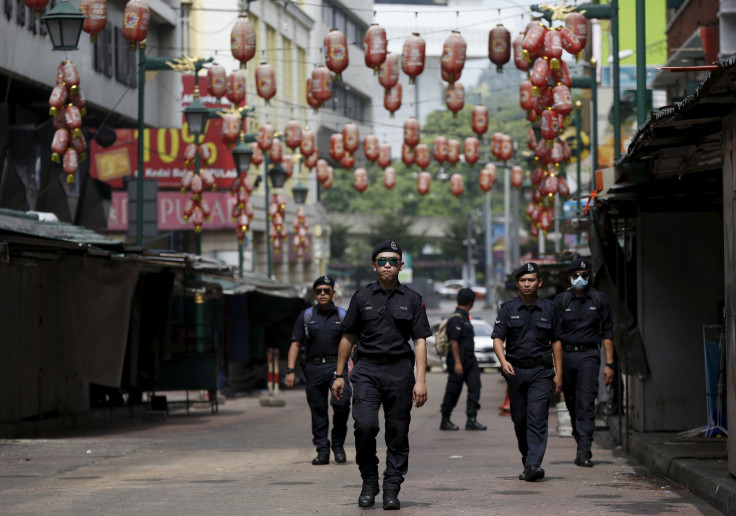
[505,364,555,467]
[561,348,600,453]
[350,358,414,492]
[440,353,481,417]
[305,362,352,454]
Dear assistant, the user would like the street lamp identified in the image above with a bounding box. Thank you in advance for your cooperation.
[232,136,254,174]
[268,161,288,189]
[292,181,308,205]
[41,0,86,51]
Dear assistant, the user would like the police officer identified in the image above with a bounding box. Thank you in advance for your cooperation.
[439,287,487,431]
[285,275,351,466]
[553,257,615,468]
[332,240,431,510]
[492,262,562,482]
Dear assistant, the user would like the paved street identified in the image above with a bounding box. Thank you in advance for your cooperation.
[0,365,720,515]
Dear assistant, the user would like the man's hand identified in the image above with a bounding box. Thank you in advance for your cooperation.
[501,361,515,377]
[553,372,563,395]
[412,381,428,408]
[285,372,296,389]
[603,366,615,385]
[454,362,463,376]
[332,377,345,400]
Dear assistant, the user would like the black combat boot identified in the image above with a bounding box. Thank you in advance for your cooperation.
[358,480,380,508]
[440,416,459,431]
[465,416,487,430]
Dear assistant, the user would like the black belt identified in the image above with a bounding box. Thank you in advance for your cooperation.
[359,353,413,365]
[563,344,598,352]
[507,354,552,369]
[308,355,337,365]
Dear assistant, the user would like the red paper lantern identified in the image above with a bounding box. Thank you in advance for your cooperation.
[300,128,315,157]
[446,139,460,165]
[464,137,479,165]
[48,84,68,116]
[541,109,560,141]
[486,163,498,184]
[403,118,420,147]
[378,53,399,92]
[341,152,355,170]
[471,105,488,136]
[183,144,197,165]
[231,16,256,66]
[450,173,464,197]
[536,86,554,114]
[311,67,333,103]
[552,84,573,116]
[251,144,263,166]
[323,167,334,189]
[329,133,345,161]
[284,120,302,150]
[24,0,49,15]
[221,113,240,147]
[255,62,276,103]
[364,24,387,71]
[226,70,247,105]
[526,201,536,218]
[353,168,368,193]
[304,151,319,169]
[384,84,402,116]
[488,24,511,72]
[566,12,589,49]
[530,57,550,90]
[342,122,359,153]
[51,128,70,162]
[527,127,537,150]
[378,143,392,168]
[441,31,466,83]
[281,155,294,177]
[530,222,539,238]
[445,81,465,115]
[415,143,430,169]
[433,136,448,163]
[558,175,571,198]
[534,140,549,164]
[316,159,329,182]
[511,165,524,188]
[526,110,537,123]
[542,173,559,196]
[402,143,416,166]
[522,23,546,62]
[324,29,349,78]
[491,132,503,160]
[64,105,83,138]
[257,123,274,151]
[122,0,151,47]
[561,140,572,162]
[364,134,379,162]
[543,29,563,70]
[63,148,79,182]
[71,134,87,160]
[498,134,513,161]
[306,78,322,110]
[268,138,283,163]
[513,32,529,71]
[63,61,80,88]
[539,209,552,232]
[81,0,107,43]
[402,33,426,84]
[441,66,462,83]
[479,166,494,192]
[417,171,431,195]
[550,141,564,165]
[206,64,227,100]
[384,167,396,190]
[551,60,572,87]
[519,80,534,111]
[560,25,583,57]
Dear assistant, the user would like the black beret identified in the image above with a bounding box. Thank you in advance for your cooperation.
[371,240,402,261]
[568,257,591,273]
[457,287,476,303]
[515,262,540,279]
[313,275,335,290]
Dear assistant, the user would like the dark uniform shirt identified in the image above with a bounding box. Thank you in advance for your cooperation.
[446,308,474,353]
[341,281,432,357]
[491,297,561,360]
[553,289,614,346]
[290,304,344,358]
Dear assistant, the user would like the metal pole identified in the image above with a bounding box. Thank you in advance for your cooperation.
[264,153,273,279]
[503,164,510,275]
[194,132,202,256]
[635,0,647,128]
[136,46,145,247]
[512,188,520,267]
[484,191,493,308]
[575,103,582,217]
[591,60,599,173]
[611,0,621,160]
[238,241,243,277]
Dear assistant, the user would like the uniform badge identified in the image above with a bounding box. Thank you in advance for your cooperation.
[390,241,398,251]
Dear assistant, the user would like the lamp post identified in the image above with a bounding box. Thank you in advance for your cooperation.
[41,0,86,51]
[182,87,209,256]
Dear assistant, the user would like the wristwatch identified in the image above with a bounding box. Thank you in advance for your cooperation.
[333,371,345,379]
[605,362,615,369]
[285,367,295,374]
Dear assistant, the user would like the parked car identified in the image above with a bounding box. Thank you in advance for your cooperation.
[435,279,487,299]
[425,317,500,371]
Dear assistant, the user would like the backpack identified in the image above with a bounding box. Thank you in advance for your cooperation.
[299,306,346,367]
[433,313,463,357]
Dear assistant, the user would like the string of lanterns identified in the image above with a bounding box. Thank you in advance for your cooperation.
[48,61,87,184]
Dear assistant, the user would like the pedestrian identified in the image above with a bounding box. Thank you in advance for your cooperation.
[285,275,351,466]
[553,257,615,468]
[491,262,562,482]
[439,287,487,431]
[332,240,431,510]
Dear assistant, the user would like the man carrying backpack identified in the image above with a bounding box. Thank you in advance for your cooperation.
[285,275,351,466]
[439,287,487,431]
[553,258,615,468]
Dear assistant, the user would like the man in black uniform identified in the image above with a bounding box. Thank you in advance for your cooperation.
[553,257,614,467]
[332,240,431,511]
[439,287,487,431]
[285,275,351,466]
[492,262,562,482]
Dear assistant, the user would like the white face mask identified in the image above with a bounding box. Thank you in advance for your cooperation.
[571,276,589,290]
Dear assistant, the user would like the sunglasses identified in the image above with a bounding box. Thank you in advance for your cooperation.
[572,272,590,280]
[314,288,332,295]
[376,257,400,267]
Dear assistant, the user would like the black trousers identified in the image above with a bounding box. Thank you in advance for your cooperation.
[305,362,351,454]
[350,358,415,492]
[562,348,600,453]
[505,365,555,467]
[440,353,481,418]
